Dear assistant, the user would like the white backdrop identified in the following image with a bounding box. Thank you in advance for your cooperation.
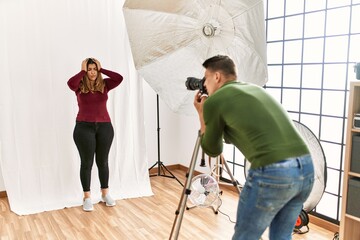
[0,0,153,215]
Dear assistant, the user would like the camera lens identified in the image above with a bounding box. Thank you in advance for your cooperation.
[185,77,201,90]
[185,77,207,95]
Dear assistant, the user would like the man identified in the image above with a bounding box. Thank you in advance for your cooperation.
[193,55,314,240]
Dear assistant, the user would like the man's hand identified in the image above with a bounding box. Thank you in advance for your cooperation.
[193,91,208,134]
[194,91,207,114]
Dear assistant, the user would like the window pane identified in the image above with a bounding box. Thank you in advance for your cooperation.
[286,0,304,15]
[268,0,284,18]
[325,169,340,195]
[285,15,303,40]
[300,114,320,137]
[266,88,282,103]
[325,36,349,63]
[267,18,284,41]
[305,0,326,12]
[345,90,349,117]
[327,0,351,8]
[234,147,245,166]
[322,90,346,116]
[326,7,350,36]
[321,142,343,169]
[283,65,301,87]
[234,148,246,184]
[267,42,283,64]
[303,38,324,63]
[352,5,360,33]
[223,143,234,162]
[304,11,325,38]
[267,65,282,87]
[284,40,302,63]
[320,116,343,143]
[301,90,321,114]
[347,63,359,83]
[302,64,323,89]
[349,63,359,81]
[315,193,339,219]
[349,35,360,63]
[323,64,347,90]
[288,112,300,120]
[233,165,246,186]
[282,89,300,111]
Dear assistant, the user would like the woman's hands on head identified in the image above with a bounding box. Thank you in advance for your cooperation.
[93,58,101,71]
[81,59,88,71]
[81,58,101,72]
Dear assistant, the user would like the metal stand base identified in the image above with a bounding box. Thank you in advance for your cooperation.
[149,94,183,187]
[169,132,241,239]
[185,194,222,214]
[149,161,183,186]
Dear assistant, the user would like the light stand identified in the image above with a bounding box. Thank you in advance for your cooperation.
[148,94,183,186]
[169,131,241,239]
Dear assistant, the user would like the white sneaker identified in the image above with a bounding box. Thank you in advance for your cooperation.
[83,198,94,212]
[101,194,116,207]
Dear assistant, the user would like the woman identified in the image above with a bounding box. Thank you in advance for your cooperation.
[67,58,123,211]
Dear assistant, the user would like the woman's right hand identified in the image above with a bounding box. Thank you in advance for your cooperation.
[81,59,88,71]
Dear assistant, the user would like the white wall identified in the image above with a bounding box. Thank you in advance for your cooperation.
[143,81,204,171]
[0,81,203,193]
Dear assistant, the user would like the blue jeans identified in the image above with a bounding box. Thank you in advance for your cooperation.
[232,154,314,240]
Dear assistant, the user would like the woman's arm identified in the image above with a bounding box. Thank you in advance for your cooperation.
[67,70,86,91]
[101,68,123,90]
[67,59,88,91]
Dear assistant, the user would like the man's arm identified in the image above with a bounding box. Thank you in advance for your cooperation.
[194,92,223,157]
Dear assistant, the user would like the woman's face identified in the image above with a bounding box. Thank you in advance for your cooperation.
[87,63,98,81]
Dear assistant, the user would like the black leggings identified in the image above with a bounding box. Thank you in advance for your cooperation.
[73,121,114,192]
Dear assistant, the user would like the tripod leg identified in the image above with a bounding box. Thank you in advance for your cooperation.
[220,154,242,194]
[169,132,202,240]
[158,163,184,186]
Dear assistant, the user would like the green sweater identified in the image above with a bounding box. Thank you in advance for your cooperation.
[201,81,309,169]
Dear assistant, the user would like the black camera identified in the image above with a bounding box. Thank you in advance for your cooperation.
[355,63,360,80]
[185,77,207,95]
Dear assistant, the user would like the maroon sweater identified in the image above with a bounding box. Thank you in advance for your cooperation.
[67,68,123,122]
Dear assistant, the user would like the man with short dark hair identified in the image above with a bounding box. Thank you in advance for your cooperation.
[193,55,314,240]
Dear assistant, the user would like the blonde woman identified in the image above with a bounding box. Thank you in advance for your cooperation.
[68,58,123,211]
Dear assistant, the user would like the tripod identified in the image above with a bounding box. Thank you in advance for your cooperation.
[169,131,241,239]
[148,94,183,186]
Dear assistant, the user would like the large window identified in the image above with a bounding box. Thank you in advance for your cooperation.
[224,0,360,224]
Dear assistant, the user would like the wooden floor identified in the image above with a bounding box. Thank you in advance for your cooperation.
[0,168,338,240]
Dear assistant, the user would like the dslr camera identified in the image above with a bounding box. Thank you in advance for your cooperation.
[185,77,208,95]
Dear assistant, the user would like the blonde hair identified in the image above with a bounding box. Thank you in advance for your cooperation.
[80,74,105,93]
[79,59,105,93]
